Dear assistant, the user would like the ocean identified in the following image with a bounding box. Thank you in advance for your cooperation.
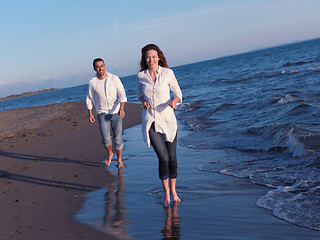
[1,38,320,232]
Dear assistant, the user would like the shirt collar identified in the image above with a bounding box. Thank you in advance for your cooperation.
[145,65,163,75]
[96,71,108,80]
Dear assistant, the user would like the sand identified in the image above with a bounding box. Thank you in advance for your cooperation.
[2,101,320,240]
[0,102,141,240]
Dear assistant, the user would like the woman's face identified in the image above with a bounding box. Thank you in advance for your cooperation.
[145,49,159,69]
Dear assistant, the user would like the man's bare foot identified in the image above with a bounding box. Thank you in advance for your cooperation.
[104,159,111,166]
[117,162,126,168]
[104,152,114,166]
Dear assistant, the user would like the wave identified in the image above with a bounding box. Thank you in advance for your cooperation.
[282,60,314,67]
[177,100,203,113]
[180,39,320,231]
[256,182,320,231]
[213,103,236,113]
[272,95,305,105]
[287,103,313,116]
[213,69,317,85]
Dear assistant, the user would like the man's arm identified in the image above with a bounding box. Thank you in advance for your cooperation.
[119,102,125,118]
[88,109,95,123]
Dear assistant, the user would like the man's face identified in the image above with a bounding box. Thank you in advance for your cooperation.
[94,61,105,77]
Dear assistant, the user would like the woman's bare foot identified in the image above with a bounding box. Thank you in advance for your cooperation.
[172,192,181,203]
[163,191,171,205]
[104,152,113,166]
[163,198,170,206]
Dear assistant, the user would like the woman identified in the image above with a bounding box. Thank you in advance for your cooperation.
[136,44,183,205]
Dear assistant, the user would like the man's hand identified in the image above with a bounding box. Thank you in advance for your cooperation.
[119,109,125,118]
[89,114,95,123]
[88,109,95,123]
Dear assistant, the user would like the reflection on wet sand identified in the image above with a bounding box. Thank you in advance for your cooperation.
[161,203,181,239]
[103,167,131,239]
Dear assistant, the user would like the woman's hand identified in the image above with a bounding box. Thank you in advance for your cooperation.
[139,96,151,110]
[169,100,177,109]
[143,101,151,110]
[169,95,181,109]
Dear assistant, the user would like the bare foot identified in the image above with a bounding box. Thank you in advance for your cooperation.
[117,162,126,168]
[163,192,171,205]
[104,152,114,166]
[172,192,181,203]
[163,198,170,206]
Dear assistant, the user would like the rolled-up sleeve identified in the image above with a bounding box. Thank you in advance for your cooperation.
[116,77,127,103]
[136,75,143,99]
[86,84,94,110]
[168,70,182,104]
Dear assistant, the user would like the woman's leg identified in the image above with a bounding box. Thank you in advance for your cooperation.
[170,178,181,203]
[161,179,171,205]
[166,134,177,179]
[166,134,181,202]
[149,123,170,180]
[149,123,181,204]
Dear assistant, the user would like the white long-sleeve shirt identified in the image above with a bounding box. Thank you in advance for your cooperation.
[136,66,182,148]
[86,72,127,114]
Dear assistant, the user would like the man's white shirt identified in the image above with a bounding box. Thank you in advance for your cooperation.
[86,72,127,114]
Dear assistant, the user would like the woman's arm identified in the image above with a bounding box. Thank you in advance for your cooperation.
[139,96,151,110]
[169,95,181,109]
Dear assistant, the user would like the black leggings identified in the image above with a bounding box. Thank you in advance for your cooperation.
[149,123,177,180]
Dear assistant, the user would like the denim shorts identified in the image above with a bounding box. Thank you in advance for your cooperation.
[98,113,124,150]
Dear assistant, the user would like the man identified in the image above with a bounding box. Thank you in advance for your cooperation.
[86,58,127,168]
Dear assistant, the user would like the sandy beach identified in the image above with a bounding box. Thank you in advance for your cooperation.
[2,101,320,240]
[0,101,141,240]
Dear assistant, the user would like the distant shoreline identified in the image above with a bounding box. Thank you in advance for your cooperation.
[0,88,59,101]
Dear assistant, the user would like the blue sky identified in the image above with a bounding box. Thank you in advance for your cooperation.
[1,0,320,97]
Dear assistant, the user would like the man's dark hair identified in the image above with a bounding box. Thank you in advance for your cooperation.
[93,58,104,69]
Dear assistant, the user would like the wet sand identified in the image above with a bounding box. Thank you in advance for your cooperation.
[0,102,141,240]
[76,124,320,240]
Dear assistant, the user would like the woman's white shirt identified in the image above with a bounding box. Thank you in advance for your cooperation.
[137,66,182,147]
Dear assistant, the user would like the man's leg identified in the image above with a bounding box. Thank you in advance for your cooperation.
[115,149,125,168]
[111,114,125,168]
[105,144,114,166]
[98,114,113,165]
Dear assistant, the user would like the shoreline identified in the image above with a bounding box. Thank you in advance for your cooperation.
[0,101,142,239]
[76,124,320,240]
[0,88,60,102]
[76,124,320,239]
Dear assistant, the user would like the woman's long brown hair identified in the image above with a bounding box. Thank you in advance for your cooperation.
[140,44,169,71]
